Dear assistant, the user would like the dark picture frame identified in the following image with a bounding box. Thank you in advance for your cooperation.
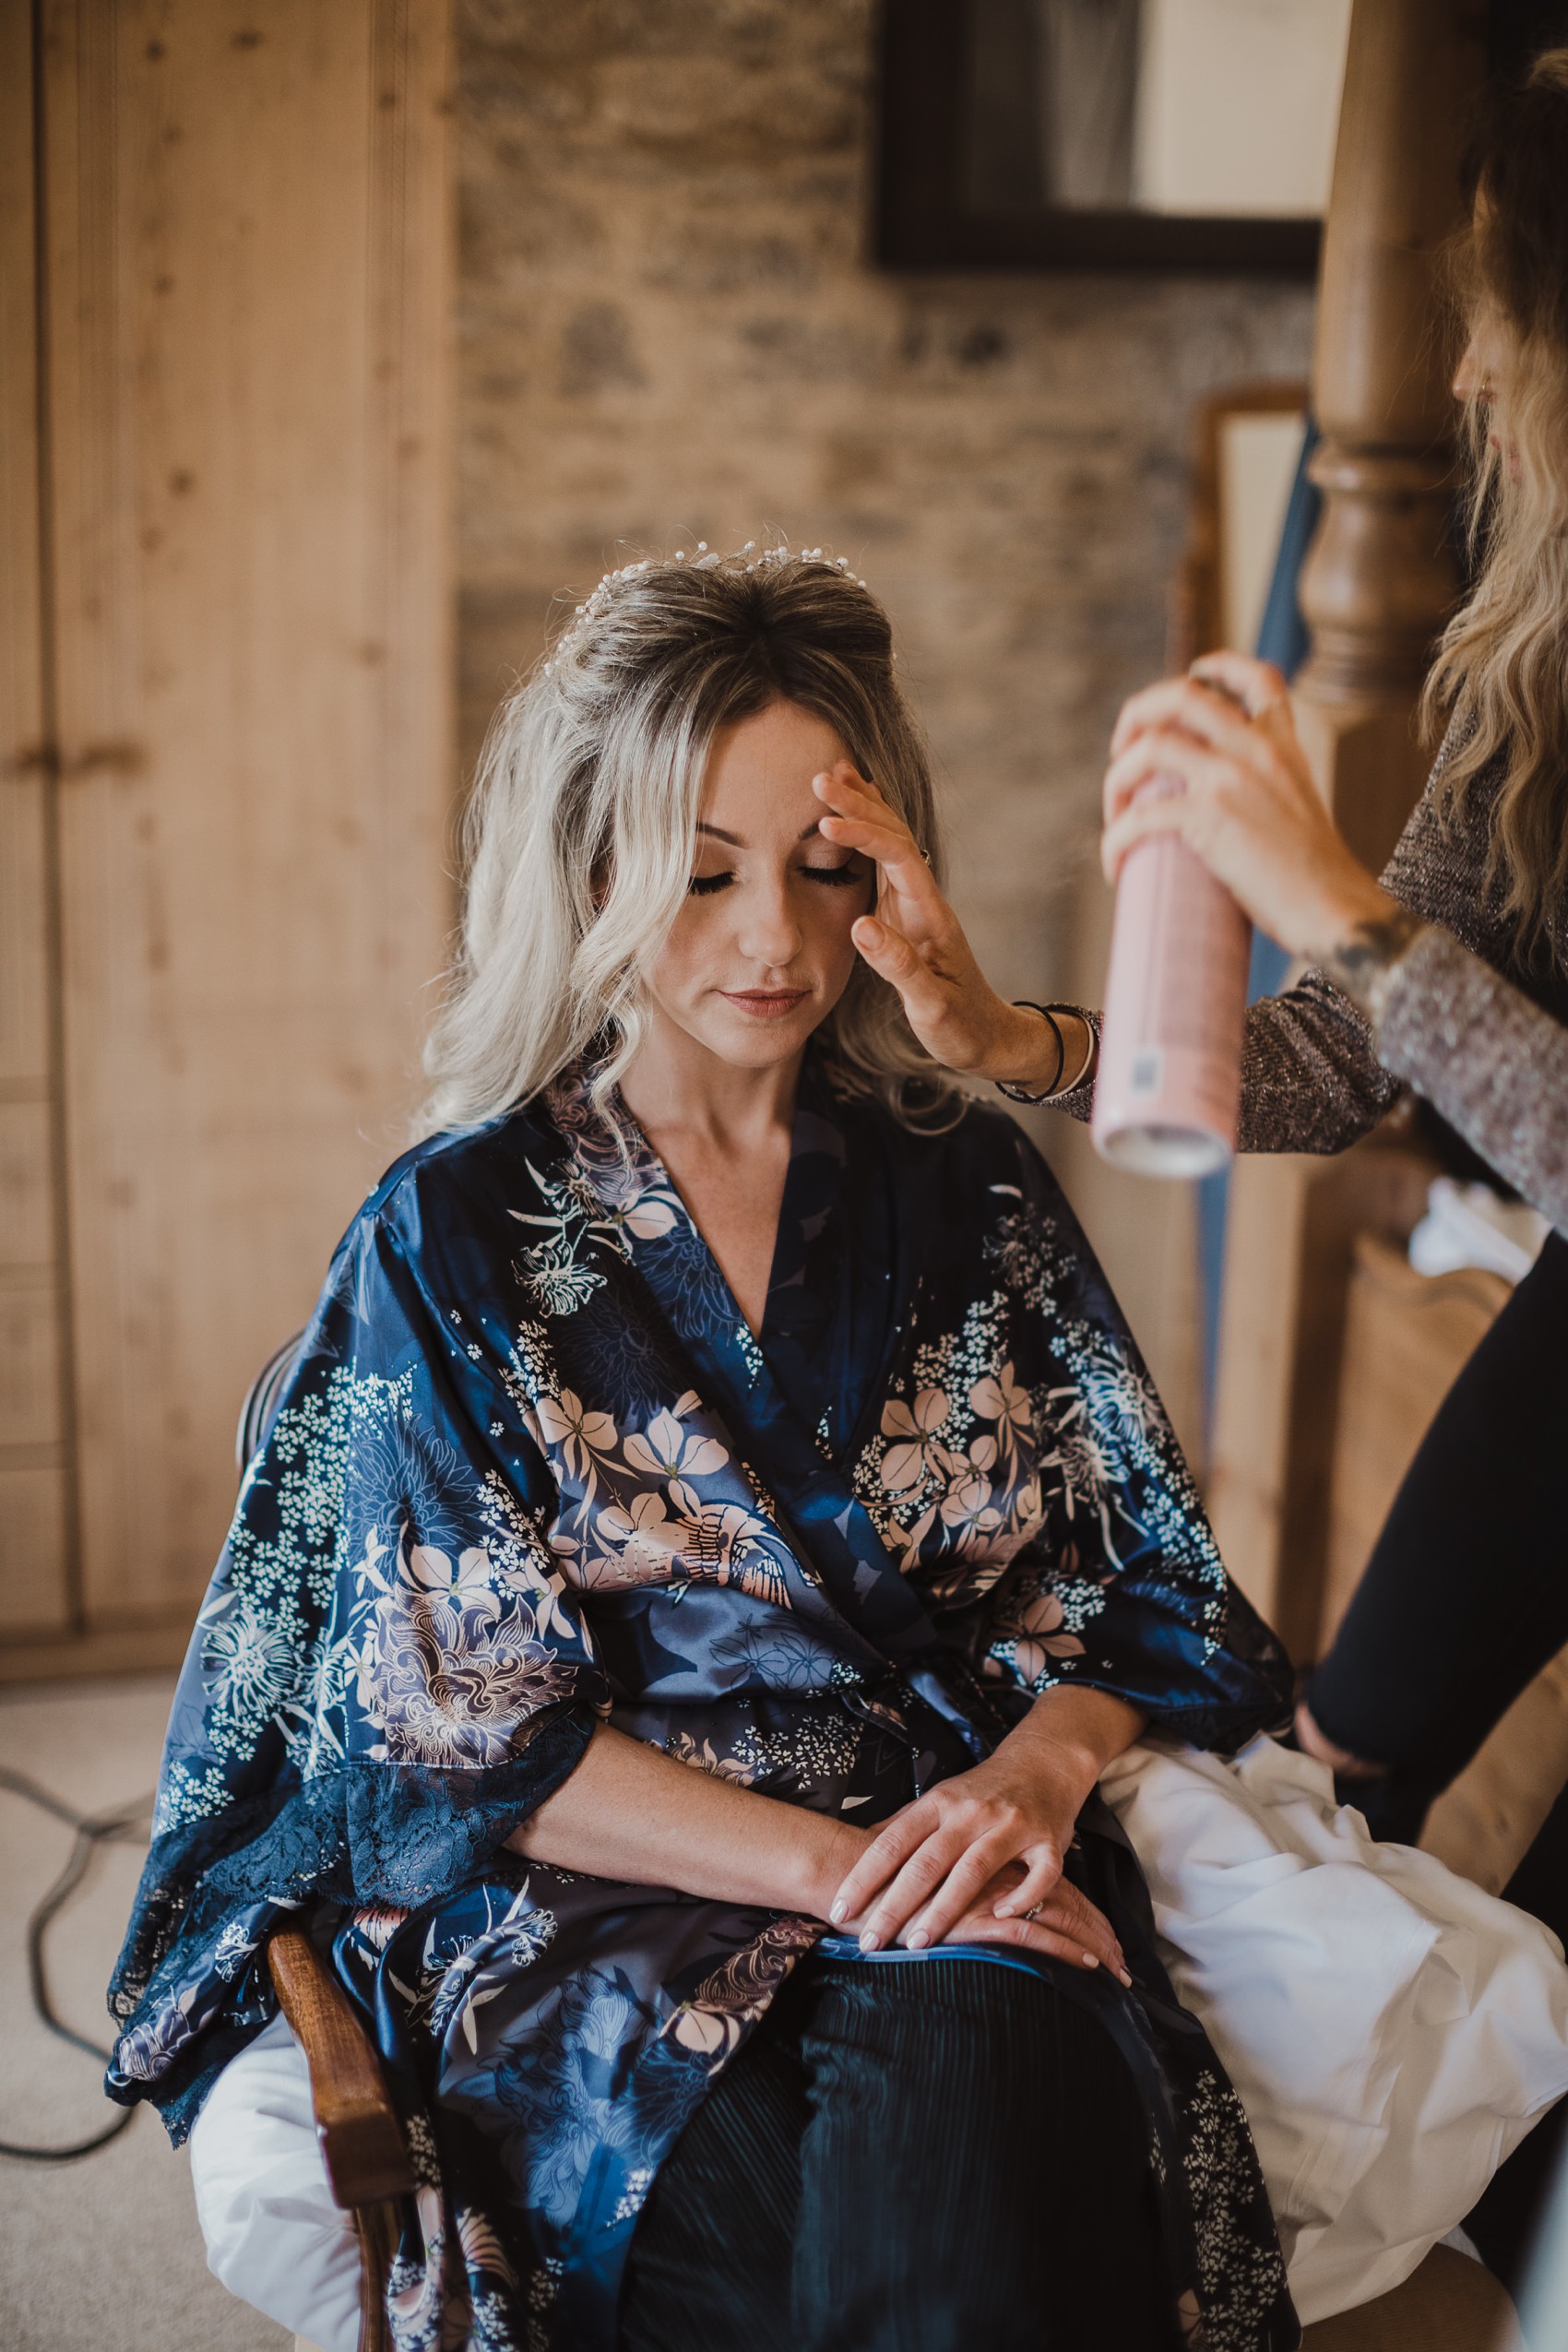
[874,0,1324,277]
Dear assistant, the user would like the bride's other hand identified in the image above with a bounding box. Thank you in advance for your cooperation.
[826,1712,1139,1981]
[927,1863,1129,1978]
[813,766,1081,1094]
[1099,652,1392,962]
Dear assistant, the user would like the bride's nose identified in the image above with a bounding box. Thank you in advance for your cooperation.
[735,873,802,968]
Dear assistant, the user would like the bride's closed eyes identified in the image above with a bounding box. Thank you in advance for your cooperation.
[687,857,866,898]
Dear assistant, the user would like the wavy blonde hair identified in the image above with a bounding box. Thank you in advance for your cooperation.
[1423,47,1568,959]
[423,547,957,1132]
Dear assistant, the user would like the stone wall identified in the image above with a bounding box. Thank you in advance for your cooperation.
[454,0,1314,1455]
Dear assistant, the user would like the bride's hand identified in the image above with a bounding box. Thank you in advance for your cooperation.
[813,766,1075,1093]
[826,1734,1124,1975]
[905,1861,1128,1978]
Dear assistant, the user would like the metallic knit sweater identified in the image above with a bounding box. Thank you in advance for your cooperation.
[1055,730,1568,1233]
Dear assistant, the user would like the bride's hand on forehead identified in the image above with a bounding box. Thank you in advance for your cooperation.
[813,766,1051,1084]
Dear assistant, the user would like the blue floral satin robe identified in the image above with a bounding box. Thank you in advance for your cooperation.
[109,1059,1299,2351]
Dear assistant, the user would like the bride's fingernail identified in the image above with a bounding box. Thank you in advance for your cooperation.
[1118,1968,1134,1989]
[1080,1951,1099,1969]
[859,1929,879,1952]
[829,1899,847,1923]
[906,1928,929,1950]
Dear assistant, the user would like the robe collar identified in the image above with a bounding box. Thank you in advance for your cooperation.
[545,1056,945,1664]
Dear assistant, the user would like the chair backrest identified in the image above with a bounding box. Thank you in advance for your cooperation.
[235,1330,307,1472]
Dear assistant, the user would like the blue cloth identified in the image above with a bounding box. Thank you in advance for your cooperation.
[1197,421,1320,1428]
[108,1059,1296,2351]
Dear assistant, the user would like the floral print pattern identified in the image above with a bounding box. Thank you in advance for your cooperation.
[109,1056,1295,2352]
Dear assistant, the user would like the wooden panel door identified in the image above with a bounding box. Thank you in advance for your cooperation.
[1,0,75,1638]
[5,0,453,1675]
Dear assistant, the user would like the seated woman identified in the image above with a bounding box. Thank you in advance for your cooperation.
[104,550,1561,2352]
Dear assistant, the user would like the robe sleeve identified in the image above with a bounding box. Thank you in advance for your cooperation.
[976,1132,1294,1753]
[107,1170,608,2130]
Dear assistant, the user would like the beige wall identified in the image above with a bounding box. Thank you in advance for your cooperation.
[454,0,1313,1457]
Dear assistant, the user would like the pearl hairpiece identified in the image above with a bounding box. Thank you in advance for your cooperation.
[541,540,871,674]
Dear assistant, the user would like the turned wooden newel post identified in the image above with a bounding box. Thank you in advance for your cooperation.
[1293,0,1482,870]
[1207,0,1485,1656]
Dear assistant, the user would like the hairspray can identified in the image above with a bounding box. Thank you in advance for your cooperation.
[1091,821,1251,1179]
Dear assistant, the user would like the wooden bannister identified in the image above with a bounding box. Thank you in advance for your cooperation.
[1294,0,1482,870]
[1207,0,1485,1657]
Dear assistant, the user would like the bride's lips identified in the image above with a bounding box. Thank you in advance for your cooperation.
[720,988,811,1019]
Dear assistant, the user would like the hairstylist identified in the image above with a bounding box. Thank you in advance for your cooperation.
[832,53,1568,1893]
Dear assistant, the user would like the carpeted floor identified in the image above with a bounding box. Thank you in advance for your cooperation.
[0,1673,288,2352]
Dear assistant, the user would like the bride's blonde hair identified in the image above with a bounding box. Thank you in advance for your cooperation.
[1423,48,1568,960]
[423,546,956,1132]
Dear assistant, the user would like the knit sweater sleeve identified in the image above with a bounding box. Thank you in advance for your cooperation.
[1374,926,1568,1232]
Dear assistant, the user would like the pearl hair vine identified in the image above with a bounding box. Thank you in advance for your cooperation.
[541,540,872,674]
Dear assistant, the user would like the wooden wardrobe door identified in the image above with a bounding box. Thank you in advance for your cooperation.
[9,0,453,1671]
[1,0,74,1640]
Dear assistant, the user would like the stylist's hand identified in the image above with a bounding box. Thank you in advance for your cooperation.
[1099,652,1394,962]
[813,765,1085,1095]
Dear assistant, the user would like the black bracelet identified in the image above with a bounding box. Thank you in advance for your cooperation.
[995,1002,1066,1103]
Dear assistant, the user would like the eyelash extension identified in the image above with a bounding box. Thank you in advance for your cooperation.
[687,873,731,897]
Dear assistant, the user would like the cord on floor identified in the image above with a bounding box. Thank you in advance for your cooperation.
[0,1761,155,2161]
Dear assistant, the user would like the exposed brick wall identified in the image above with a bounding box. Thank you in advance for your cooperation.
[455,0,1314,1451]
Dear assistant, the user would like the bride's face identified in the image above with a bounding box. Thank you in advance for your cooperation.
[640,699,874,1075]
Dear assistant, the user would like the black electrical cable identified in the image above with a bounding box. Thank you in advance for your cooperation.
[0,1761,155,2161]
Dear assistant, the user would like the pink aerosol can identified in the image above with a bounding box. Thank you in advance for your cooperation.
[1091,802,1251,1179]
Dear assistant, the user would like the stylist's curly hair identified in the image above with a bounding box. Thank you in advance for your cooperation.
[1425,47,1568,961]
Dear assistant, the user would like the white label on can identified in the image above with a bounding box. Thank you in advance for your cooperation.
[1129,1047,1163,1099]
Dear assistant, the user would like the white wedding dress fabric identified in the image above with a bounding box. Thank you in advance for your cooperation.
[189,1735,1568,2343]
[1099,1734,1568,2324]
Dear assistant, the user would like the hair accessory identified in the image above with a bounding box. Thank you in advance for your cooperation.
[995,1002,1067,1103]
[542,540,871,673]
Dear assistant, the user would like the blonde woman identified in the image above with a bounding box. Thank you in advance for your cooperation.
[109,548,1301,2352]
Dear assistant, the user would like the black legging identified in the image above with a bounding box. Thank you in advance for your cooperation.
[620,1954,1176,2352]
[1305,1230,1568,1870]
[1305,1229,1568,2299]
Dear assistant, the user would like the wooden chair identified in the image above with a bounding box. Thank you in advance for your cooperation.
[266,1926,411,2352]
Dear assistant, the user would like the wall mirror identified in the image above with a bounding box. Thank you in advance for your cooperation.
[878,0,1353,272]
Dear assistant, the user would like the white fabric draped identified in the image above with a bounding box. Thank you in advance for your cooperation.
[1101,1735,1568,2322]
